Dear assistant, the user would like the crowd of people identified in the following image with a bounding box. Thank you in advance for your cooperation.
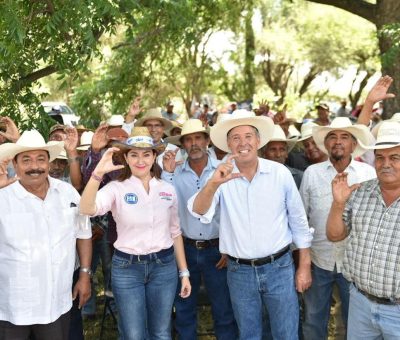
[0,75,399,340]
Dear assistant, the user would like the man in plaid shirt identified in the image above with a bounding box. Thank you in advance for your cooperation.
[327,120,400,339]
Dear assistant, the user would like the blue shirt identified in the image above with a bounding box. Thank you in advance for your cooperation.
[162,156,220,240]
[188,158,312,259]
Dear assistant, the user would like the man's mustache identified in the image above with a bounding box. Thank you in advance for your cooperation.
[25,169,45,175]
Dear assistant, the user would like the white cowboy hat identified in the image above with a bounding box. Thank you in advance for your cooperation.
[165,119,209,146]
[371,112,400,138]
[106,115,125,127]
[210,109,274,153]
[77,131,94,151]
[312,117,373,158]
[297,122,319,142]
[0,130,64,162]
[360,121,400,150]
[55,149,68,160]
[267,125,297,152]
[113,127,156,151]
[135,108,172,130]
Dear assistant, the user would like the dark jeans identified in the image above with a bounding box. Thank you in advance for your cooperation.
[0,311,70,340]
[174,243,237,340]
[68,268,84,340]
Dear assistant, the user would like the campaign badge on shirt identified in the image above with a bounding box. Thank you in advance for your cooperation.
[125,193,138,204]
[159,192,172,201]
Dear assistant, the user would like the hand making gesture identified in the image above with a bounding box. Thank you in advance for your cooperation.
[0,117,20,142]
[331,172,360,205]
[125,96,142,123]
[93,147,125,178]
[209,154,242,186]
[162,148,183,173]
[91,123,109,153]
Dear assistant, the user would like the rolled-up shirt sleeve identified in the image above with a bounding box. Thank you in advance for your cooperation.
[187,187,221,224]
[285,172,313,249]
[94,182,117,217]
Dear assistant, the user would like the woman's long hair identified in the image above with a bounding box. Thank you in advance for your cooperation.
[117,149,162,181]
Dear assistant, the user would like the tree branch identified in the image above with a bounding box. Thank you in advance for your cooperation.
[306,0,377,24]
[13,65,58,90]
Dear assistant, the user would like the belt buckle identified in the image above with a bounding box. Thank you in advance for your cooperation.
[250,259,258,266]
[195,240,205,249]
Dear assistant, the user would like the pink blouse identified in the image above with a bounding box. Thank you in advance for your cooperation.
[95,176,181,255]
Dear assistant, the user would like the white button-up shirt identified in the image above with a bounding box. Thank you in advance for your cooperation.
[300,159,376,272]
[188,158,312,259]
[0,177,91,325]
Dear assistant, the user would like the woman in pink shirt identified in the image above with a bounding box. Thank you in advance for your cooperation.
[80,127,191,340]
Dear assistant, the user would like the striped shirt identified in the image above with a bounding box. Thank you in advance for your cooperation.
[342,179,400,299]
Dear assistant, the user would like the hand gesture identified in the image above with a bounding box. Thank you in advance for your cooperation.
[331,173,360,205]
[210,155,242,186]
[0,117,20,142]
[296,265,312,293]
[273,104,288,125]
[0,158,18,189]
[125,96,142,123]
[64,127,79,154]
[162,148,183,173]
[179,277,191,299]
[365,75,395,105]
[215,254,228,269]
[91,123,109,153]
[72,276,91,309]
[93,147,124,177]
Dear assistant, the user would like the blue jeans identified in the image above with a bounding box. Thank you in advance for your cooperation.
[302,263,350,340]
[174,244,237,340]
[227,251,299,340]
[111,251,178,340]
[347,284,400,339]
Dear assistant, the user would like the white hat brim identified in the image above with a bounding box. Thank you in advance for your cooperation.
[0,141,64,162]
[210,116,274,153]
[312,125,372,158]
[135,116,172,130]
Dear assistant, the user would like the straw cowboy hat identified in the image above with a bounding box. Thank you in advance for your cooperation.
[371,112,400,138]
[113,127,156,152]
[210,109,274,153]
[360,121,400,150]
[165,119,209,146]
[0,130,64,162]
[106,115,125,127]
[267,125,297,152]
[164,120,183,137]
[135,108,172,130]
[312,117,373,158]
[296,122,319,142]
[77,131,94,151]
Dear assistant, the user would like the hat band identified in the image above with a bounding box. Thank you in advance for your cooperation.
[375,141,400,146]
[126,136,154,147]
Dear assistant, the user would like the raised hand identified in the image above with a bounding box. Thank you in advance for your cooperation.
[0,117,20,142]
[91,123,109,153]
[331,172,360,205]
[162,148,183,173]
[93,147,125,177]
[209,155,242,186]
[365,75,395,105]
[125,96,142,123]
[64,127,79,154]
[0,158,18,189]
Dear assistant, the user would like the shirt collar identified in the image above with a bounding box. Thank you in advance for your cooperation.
[13,176,61,199]
[325,158,357,171]
[233,157,271,174]
[182,155,219,172]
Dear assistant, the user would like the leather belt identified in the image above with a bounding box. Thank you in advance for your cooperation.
[228,245,290,267]
[114,247,173,262]
[355,285,400,305]
[184,237,219,249]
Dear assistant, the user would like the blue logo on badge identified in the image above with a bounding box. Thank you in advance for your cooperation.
[124,193,138,204]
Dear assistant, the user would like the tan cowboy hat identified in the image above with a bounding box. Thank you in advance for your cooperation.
[135,108,172,130]
[77,131,94,151]
[164,120,183,137]
[113,127,156,151]
[210,109,274,153]
[267,125,297,152]
[0,130,64,162]
[296,122,319,142]
[55,149,68,160]
[371,112,400,138]
[165,119,209,146]
[360,121,400,150]
[312,117,373,158]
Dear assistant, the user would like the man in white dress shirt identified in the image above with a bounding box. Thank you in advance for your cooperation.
[300,118,376,339]
[0,130,92,340]
[189,110,313,340]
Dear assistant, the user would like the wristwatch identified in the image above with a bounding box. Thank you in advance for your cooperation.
[80,267,93,278]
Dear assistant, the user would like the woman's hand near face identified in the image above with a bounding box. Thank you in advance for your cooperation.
[93,147,124,177]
